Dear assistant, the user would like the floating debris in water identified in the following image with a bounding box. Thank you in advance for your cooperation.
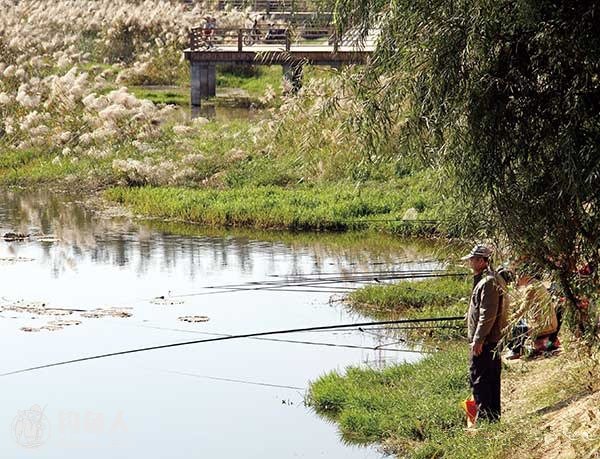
[178,316,209,323]
[0,257,35,263]
[3,232,29,241]
[21,319,82,332]
[1,232,59,243]
[151,296,184,306]
[0,301,74,316]
[35,236,60,243]
[80,308,132,319]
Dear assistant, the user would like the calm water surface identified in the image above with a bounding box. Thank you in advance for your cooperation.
[0,191,436,458]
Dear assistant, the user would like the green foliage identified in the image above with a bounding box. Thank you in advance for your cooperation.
[308,346,470,446]
[218,64,261,78]
[348,277,470,312]
[216,65,282,97]
[333,0,600,338]
[104,184,445,234]
[308,344,540,457]
[346,276,470,340]
[129,86,188,106]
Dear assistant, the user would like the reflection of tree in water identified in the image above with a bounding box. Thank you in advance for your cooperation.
[0,191,437,279]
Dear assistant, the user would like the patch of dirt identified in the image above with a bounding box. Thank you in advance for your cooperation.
[178,315,209,323]
[503,346,600,458]
[536,391,600,458]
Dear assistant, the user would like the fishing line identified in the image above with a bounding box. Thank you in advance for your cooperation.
[163,369,306,391]
[0,316,462,378]
[164,272,466,299]
[266,263,443,277]
[130,323,423,353]
[204,269,452,288]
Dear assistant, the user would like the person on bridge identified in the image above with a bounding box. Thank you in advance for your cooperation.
[203,16,217,47]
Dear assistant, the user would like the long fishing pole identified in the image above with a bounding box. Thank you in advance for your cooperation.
[267,266,444,278]
[131,324,423,353]
[166,272,467,299]
[0,316,464,378]
[202,269,453,289]
[265,260,442,276]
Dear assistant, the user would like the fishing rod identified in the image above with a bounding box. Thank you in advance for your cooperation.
[166,272,467,299]
[195,269,458,289]
[280,320,466,334]
[267,265,442,278]
[132,324,424,354]
[204,269,452,289]
[0,316,464,378]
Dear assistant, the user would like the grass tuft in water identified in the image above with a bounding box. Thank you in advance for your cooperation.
[104,184,446,236]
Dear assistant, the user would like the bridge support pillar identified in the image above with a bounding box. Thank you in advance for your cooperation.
[191,61,216,106]
[282,62,303,94]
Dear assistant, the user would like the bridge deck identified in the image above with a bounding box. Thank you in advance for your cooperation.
[184,27,375,104]
[185,45,372,65]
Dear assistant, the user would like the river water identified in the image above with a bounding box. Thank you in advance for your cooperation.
[0,191,437,458]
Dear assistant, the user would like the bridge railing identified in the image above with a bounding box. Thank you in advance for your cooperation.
[188,25,343,52]
[216,0,314,12]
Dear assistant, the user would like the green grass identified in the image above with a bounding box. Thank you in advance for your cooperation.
[216,65,282,97]
[308,345,537,458]
[104,184,446,235]
[345,275,471,340]
[0,112,453,236]
[348,276,470,313]
[124,65,283,107]
[129,86,188,106]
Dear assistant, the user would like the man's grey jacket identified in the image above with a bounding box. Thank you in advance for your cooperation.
[467,268,507,345]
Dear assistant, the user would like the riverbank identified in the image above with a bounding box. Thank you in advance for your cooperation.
[308,280,600,458]
[1,18,457,238]
[0,110,452,236]
[309,341,599,458]
[103,179,446,234]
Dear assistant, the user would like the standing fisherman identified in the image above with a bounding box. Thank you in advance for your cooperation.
[462,244,507,422]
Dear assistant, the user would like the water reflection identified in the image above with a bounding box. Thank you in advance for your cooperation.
[0,190,437,282]
[0,190,438,459]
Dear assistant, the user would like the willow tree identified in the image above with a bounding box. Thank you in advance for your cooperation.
[334,0,600,337]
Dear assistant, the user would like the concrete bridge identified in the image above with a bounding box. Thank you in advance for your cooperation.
[183,26,376,106]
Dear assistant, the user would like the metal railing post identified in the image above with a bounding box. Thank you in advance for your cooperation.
[238,29,243,51]
[285,28,291,51]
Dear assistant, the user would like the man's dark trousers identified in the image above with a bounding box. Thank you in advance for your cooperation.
[469,342,501,422]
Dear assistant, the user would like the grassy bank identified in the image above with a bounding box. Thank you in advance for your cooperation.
[344,276,470,340]
[310,274,600,457]
[309,345,470,446]
[104,182,445,235]
[308,340,599,458]
[347,276,470,316]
